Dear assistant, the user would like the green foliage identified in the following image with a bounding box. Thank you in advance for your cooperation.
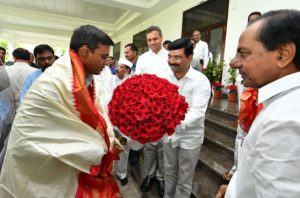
[226,67,237,85]
[203,60,224,83]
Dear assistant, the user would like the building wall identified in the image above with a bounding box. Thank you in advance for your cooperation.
[113,0,299,84]
[112,0,204,57]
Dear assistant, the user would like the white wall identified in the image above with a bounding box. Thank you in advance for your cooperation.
[112,0,300,84]
[112,0,205,58]
[222,0,300,84]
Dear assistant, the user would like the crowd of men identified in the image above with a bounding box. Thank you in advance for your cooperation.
[0,8,300,198]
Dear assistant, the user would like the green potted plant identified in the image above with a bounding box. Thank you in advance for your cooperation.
[226,67,238,102]
[203,60,224,98]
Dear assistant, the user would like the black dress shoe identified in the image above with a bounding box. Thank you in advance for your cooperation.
[120,177,128,186]
[140,176,155,192]
[157,179,165,197]
[129,150,140,166]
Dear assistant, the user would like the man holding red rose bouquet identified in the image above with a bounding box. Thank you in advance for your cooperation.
[164,38,211,198]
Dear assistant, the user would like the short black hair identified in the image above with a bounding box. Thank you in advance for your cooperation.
[0,47,6,54]
[33,44,54,58]
[70,25,114,53]
[125,43,138,53]
[146,26,162,37]
[12,48,30,61]
[255,9,300,69]
[248,11,262,22]
[163,40,171,46]
[107,56,114,59]
[168,38,193,57]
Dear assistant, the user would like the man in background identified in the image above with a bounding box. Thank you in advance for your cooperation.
[107,56,117,75]
[136,25,171,197]
[191,29,209,71]
[124,43,138,75]
[112,58,133,186]
[0,48,36,169]
[163,40,171,50]
[20,44,55,102]
[0,47,6,66]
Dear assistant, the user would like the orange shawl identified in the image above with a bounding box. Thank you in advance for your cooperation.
[69,50,122,198]
[238,88,263,133]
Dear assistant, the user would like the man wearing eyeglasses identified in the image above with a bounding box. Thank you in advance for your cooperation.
[20,44,55,103]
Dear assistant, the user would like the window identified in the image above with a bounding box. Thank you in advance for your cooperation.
[113,42,120,61]
[182,0,229,62]
[133,30,148,55]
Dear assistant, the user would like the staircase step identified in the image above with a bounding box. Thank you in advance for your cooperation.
[191,164,224,198]
[205,124,235,155]
[199,141,233,178]
[208,98,239,116]
[205,112,237,135]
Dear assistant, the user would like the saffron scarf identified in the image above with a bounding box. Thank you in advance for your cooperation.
[238,88,263,132]
[69,50,122,198]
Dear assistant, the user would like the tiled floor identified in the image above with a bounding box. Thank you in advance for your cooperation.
[116,174,142,198]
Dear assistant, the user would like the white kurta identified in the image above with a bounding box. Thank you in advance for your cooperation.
[135,48,171,78]
[226,72,300,198]
[191,40,209,70]
[0,51,117,198]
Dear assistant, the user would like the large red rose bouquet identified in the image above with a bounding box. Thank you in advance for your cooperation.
[108,74,188,144]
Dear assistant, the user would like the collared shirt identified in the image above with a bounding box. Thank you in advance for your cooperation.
[135,48,171,78]
[4,62,36,111]
[20,69,43,103]
[109,65,117,75]
[226,72,300,198]
[164,66,211,149]
[111,75,128,90]
[94,66,113,114]
[191,40,209,70]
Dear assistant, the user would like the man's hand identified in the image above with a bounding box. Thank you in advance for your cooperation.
[215,184,228,198]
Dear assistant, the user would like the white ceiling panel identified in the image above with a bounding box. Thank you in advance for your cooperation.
[0,0,176,47]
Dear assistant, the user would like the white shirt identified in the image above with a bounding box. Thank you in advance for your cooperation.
[94,66,113,113]
[111,75,128,90]
[191,40,209,70]
[164,66,211,149]
[226,72,300,198]
[135,48,171,78]
[5,62,36,110]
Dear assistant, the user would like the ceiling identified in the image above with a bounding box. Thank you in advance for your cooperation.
[0,0,176,48]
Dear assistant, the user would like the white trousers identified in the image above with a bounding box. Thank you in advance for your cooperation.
[116,143,130,179]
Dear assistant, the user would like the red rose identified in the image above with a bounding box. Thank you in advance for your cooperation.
[108,74,188,144]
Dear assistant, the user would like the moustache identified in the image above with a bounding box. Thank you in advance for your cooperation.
[169,63,180,67]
